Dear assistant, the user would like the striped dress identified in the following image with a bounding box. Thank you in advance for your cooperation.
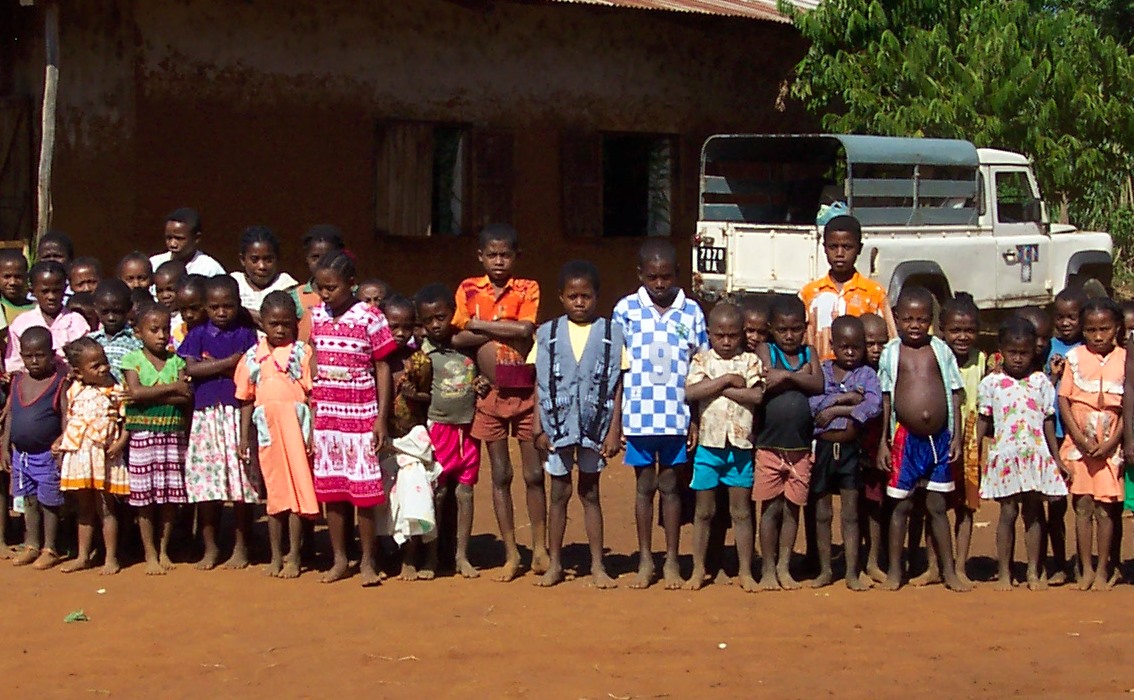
[120,349,189,507]
[310,300,396,506]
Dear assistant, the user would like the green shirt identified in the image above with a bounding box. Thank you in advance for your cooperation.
[120,349,189,433]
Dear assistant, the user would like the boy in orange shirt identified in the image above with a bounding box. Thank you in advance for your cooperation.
[452,223,545,582]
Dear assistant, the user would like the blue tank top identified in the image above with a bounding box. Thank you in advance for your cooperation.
[9,370,66,454]
[756,344,814,451]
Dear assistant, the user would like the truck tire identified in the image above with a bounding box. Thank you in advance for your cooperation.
[895,274,952,308]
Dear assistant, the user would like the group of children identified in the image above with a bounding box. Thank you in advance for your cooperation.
[0,208,1129,593]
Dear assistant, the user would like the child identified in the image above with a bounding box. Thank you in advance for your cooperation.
[120,303,193,575]
[415,283,480,580]
[309,251,396,586]
[451,223,543,581]
[859,312,889,583]
[877,286,970,592]
[799,215,896,361]
[2,327,67,569]
[0,248,35,326]
[531,262,624,589]
[117,251,154,291]
[6,261,90,373]
[89,280,142,384]
[1123,300,1134,346]
[36,230,73,271]
[684,302,762,592]
[358,279,391,309]
[149,208,226,278]
[1046,287,1085,583]
[235,292,318,579]
[231,226,300,326]
[178,275,260,570]
[294,224,345,344]
[68,257,101,295]
[54,338,128,574]
[753,296,822,590]
[976,317,1069,591]
[65,293,98,333]
[1017,306,1053,372]
[384,295,430,439]
[614,239,707,589]
[153,260,187,313]
[1059,296,1125,591]
[173,275,208,350]
[741,296,771,351]
[807,315,881,590]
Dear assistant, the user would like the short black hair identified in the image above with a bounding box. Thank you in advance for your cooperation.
[117,251,153,276]
[131,287,154,306]
[1054,287,1088,307]
[831,314,865,340]
[558,260,600,292]
[28,260,67,285]
[240,225,280,256]
[204,274,239,298]
[66,292,95,311]
[135,301,172,327]
[637,238,677,267]
[166,207,202,234]
[1014,305,1050,336]
[414,283,454,312]
[823,214,863,246]
[38,230,73,260]
[93,278,131,305]
[302,224,345,252]
[358,278,391,296]
[1081,296,1123,326]
[478,223,519,251]
[0,248,28,271]
[708,302,742,326]
[153,259,187,282]
[896,285,935,311]
[998,315,1038,347]
[177,273,207,297]
[19,325,52,350]
[380,294,416,318]
[260,290,298,319]
[71,256,102,276]
[939,291,980,326]
[314,250,356,282]
[770,295,806,323]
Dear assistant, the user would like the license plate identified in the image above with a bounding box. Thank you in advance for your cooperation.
[697,246,727,274]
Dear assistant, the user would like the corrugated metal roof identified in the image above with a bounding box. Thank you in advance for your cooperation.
[545,0,818,23]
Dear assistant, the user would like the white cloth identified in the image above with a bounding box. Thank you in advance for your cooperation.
[231,271,300,314]
[149,250,226,277]
[378,426,443,545]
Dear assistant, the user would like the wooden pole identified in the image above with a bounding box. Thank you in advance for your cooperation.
[34,0,59,255]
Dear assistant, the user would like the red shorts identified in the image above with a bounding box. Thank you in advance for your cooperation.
[753,448,813,507]
[471,387,534,442]
[429,422,481,486]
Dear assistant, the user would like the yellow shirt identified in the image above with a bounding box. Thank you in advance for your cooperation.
[528,320,628,365]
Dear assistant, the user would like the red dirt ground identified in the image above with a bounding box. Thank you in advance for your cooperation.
[3,452,1134,700]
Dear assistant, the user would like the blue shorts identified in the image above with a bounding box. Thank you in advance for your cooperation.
[11,448,63,508]
[886,425,954,500]
[624,435,687,469]
[690,446,754,490]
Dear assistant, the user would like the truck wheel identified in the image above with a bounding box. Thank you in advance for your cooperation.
[898,275,952,307]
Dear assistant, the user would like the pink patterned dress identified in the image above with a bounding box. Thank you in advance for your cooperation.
[310,301,396,506]
[976,371,1067,500]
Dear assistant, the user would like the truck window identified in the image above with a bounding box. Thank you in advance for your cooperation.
[995,170,1034,224]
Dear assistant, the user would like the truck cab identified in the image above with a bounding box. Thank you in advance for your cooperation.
[692,134,1112,309]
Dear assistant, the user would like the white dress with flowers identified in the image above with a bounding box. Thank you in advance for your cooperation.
[977,371,1068,499]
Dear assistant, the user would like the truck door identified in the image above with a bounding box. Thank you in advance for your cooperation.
[992,167,1050,305]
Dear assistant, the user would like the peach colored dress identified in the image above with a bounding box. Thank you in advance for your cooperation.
[234,340,318,516]
[1058,345,1126,502]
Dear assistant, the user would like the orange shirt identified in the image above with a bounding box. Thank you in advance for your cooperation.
[453,275,539,365]
[799,271,896,360]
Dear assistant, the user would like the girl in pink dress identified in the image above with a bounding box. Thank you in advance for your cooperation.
[309,251,395,586]
[1058,297,1126,591]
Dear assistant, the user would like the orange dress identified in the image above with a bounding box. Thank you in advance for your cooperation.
[1058,345,1126,502]
[234,339,318,516]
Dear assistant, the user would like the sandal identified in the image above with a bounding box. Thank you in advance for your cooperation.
[31,548,62,570]
[13,546,39,566]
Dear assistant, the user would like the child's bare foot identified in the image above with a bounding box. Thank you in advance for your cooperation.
[738,575,760,593]
[866,564,887,584]
[531,547,551,576]
[320,559,351,584]
[493,554,521,582]
[1048,567,1068,586]
[1077,567,1096,591]
[880,573,902,591]
[756,572,781,591]
[1090,571,1110,592]
[222,549,250,570]
[663,557,682,590]
[591,567,617,589]
[456,558,479,579]
[60,554,95,574]
[1027,572,1048,591]
[956,568,975,589]
[359,562,382,587]
[33,548,63,571]
[943,570,973,592]
[858,572,877,589]
[196,546,220,571]
[776,565,801,590]
[279,557,301,579]
[683,567,707,591]
[416,565,436,581]
[100,559,121,576]
[264,560,283,577]
[13,547,39,566]
[536,565,565,587]
[159,554,176,571]
[145,559,167,576]
[714,570,731,586]
[993,576,1014,592]
[629,558,655,589]
[1108,567,1122,589]
[810,569,834,589]
[846,574,869,592]
[398,562,419,581]
[909,567,942,587]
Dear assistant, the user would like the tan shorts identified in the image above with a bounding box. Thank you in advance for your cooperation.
[472,387,535,443]
[753,448,813,507]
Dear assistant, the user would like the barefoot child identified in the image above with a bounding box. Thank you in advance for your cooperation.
[68,257,101,296]
[117,252,154,291]
[235,292,318,580]
[1058,297,1125,591]
[310,251,395,585]
[976,317,1069,591]
[753,296,822,590]
[741,297,771,350]
[89,280,143,384]
[684,302,762,592]
[149,208,226,278]
[0,248,36,326]
[173,275,207,350]
[178,275,261,570]
[807,316,881,590]
[358,279,392,309]
[2,327,67,569]
[231,226,301,328]
[878,286,970,592]
[532,261,624,589]
[384,295,430,440]
[1047,288,1085,583]
[451,223,543,581]
[293,225,345,344]
[55,338,128,574]
[120,304,193,574]
[416,284,481,580]
[614,239,707,589]
[6,261,90,373]
[859,313,889,583]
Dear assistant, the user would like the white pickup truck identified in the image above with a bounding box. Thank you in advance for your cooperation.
[691,134,1113,309]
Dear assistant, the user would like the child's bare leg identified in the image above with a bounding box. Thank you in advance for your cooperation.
[321,502,351,583]
[707,487,730,584]
[519,439,549,574]
[0,473,8,555]
[863,496,886,583]
[907,502,926,573]
[97,493,120,575]
[280,514,302,578]
[158,505,176,570]
[1022,493,1047,590]
[729,487,757,592]
[31,502,62,570]
[910,495,942,586]
[1090,501,1118,592]
[802,499,818,575]
[810,494,834,588]
[357,505,381,586]
[658,466,683,589]
[927,492,970,592]
[684,489,716,591]
[884,497,913,590]
[421,484,447,580]
[487,440,520,581]
[758,498,782,590]
[954,506,975,586]
[15,495,43,565]
[994,496,1020,591]
[537,473,571,587]
[1073,495,1096,590]
[399,537,419,581]
[266,512,285,577]
[631,466,658,589]
[137,505,164,575]
[841,489,865,591]
[223,502,252,569]
[1109,505,1123,588]
[455,483,478,578]
[1047,496,1069,584]
[196,502,222,570]
[61,491,97,572]
[578,471,612,588]
[777,502,801,589]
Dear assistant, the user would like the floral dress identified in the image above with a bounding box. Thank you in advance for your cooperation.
[58,383,129,495]
[977,371,1067,499]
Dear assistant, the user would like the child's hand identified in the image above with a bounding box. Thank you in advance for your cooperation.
[371,418,389,451]
[686,424,699,450]
[600,430,622,460]
[1074,433,1098,457]
[948,436,962,464]
[1049,355,1065,378]
[837,391,864,407]
[726,373,746,389]
[238,438,251,464]
[1056,456,1073,484]
[876,445,892,475]
[534,432,551,454]
[814,407,837,428]
[107,443,124,461]
[50,437,63,458]
[0,451,9,472]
